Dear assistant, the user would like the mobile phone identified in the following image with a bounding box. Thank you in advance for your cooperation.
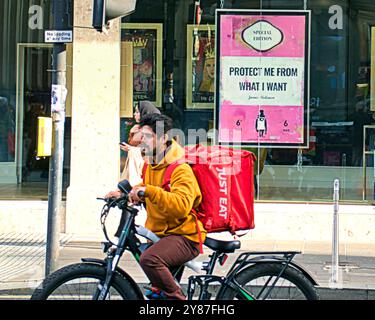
[120,142,126,146]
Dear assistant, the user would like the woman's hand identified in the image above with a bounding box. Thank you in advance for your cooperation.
[120,142,130,152]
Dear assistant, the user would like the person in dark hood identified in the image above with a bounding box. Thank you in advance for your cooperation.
[138,100,161,120]
[120,101,161,184]
[123,101,161,148]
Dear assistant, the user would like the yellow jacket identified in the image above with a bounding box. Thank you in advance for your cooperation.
[143,141,206,243]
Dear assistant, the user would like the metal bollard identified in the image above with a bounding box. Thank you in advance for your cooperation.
[331,179,340,284]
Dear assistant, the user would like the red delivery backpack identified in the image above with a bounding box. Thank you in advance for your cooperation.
[142,144,256,235]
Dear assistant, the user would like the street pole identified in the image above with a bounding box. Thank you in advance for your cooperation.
[45,0,68,276]
[331,179,340,285]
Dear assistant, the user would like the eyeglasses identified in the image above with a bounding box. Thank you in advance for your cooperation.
[140,132,154,140]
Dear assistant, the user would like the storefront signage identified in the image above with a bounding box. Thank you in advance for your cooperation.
[44,30,73,43]
[215,10,311,148]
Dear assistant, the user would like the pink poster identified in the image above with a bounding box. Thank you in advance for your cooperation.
[216,10,310,147]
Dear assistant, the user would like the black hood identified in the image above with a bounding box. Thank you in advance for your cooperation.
[139,100,161,120]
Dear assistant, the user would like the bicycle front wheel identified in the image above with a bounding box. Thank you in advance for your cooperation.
[219,263,319,300]
[31,263,142,300]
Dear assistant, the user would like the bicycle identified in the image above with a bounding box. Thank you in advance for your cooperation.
[31,180,319,300]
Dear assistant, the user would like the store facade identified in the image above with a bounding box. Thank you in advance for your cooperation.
[1,0,375,208]
[120,0,375,203]
[0,0,72,198]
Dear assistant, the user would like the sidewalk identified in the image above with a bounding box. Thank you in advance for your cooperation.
[1,232,375,300]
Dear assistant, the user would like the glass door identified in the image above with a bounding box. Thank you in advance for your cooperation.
[16,44,53,184]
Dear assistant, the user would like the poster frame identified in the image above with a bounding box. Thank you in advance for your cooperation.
[121,23,163,108]
[186,24,216,110]
[214,9,311,148]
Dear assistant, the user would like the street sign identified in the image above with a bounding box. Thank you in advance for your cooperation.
[44,30,73,43]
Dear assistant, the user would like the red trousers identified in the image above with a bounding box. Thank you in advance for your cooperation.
[140,235,200,300]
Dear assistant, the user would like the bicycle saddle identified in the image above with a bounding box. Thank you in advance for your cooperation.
[204,237,241,253]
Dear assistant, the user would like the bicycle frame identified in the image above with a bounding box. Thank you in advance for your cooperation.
[217,252,300,300]
[187,252,301,300]
[93,204,145,300]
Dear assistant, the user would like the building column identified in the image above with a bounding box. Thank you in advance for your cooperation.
[65,1,121,235]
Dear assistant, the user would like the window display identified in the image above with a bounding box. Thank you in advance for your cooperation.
[215,9,310,147]
[121,23,163,108]
[186,24,216,109]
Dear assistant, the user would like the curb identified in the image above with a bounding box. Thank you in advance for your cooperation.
[1,284,375,300]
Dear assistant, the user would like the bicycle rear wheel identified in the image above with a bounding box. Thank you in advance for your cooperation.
[31,263,142,300]
[219,263,319,300]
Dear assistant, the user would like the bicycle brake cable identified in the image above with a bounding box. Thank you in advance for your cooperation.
[100,202,116,246]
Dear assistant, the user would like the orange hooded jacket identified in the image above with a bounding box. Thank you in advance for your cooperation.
[143,140,206,244]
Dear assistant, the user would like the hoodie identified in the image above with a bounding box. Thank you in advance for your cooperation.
[143,140,206,243]
[139,100,161,120]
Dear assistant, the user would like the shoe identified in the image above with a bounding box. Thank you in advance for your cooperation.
[108,244,117,253]
[145,287,167,300]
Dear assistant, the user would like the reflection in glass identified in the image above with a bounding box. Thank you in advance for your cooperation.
[0,96,15,162]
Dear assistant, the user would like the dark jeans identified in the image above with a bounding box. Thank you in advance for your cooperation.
[140,235,200,300]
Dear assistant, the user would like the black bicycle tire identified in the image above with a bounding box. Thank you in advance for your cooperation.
[30,263,141,300]
[218,263,319,300]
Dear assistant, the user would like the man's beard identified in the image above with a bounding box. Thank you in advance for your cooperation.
[141,145,170,165]
[140,144,157,163]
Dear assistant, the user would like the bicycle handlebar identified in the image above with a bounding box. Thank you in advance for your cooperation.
[137,190,145,198]
[97,192,144,206]
[96,180,145,205]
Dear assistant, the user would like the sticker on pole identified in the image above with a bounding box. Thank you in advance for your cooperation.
[51,85,68,113]
[45,30,73,43]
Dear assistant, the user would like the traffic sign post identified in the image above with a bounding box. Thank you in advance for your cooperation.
[45,0,70,277]
[330,179,340,286]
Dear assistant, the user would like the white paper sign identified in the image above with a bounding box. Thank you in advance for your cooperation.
[220,56,304,106]
[51,85,68,112]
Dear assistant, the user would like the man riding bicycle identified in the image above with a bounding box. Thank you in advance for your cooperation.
[32,113,318,301]
[106,113,206,300]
